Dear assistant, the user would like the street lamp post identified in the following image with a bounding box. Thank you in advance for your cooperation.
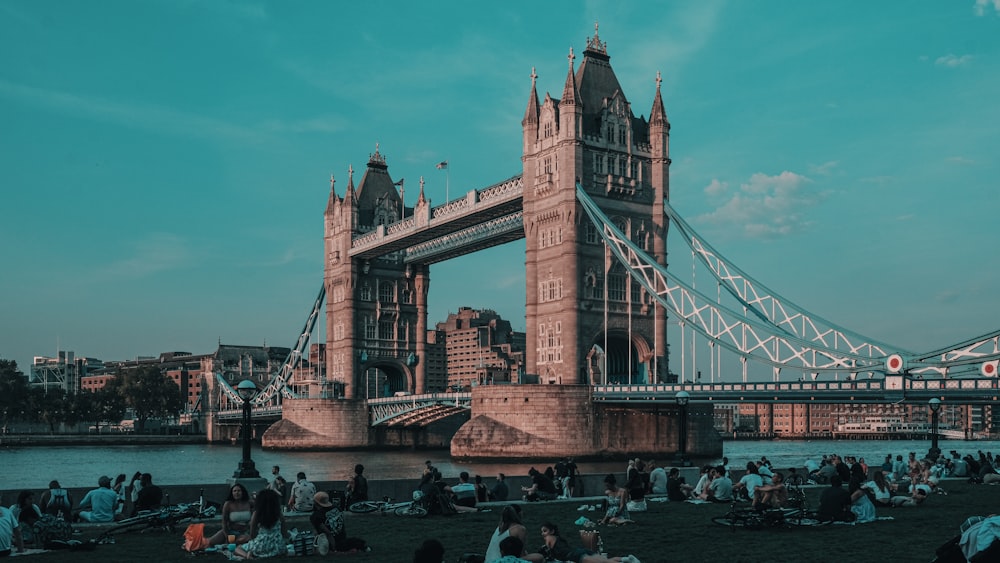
[927,397,942,462]
[234,379,260,479]
[675,390,691,467]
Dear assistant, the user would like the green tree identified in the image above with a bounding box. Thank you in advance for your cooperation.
[117,366,184,432]
[0,359,30,428]
[34,387,71,432]
[82,387,127,432]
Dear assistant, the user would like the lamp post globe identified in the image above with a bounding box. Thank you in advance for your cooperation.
[234,379,260,479]
[675,391,691,466]
[927,397,942,462]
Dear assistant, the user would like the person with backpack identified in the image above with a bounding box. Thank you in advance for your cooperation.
[310,492,367,554]
[39,481,72,522]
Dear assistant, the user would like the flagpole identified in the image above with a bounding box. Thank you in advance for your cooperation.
[446,160,450,202]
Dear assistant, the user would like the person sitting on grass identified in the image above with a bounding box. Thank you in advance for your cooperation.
[310,491,367,554]
[706,466,733,503]
[891,481,931,507]
[666,467,693,501]
[598,474,630,526]
[486,505,527,563]
[235,488,286,559]
[523,522,634,563]
[491,535,532,563]
[848,463,877,523]
[0,499,26,557]
[751,471,787,511]
[413,538,446,563]
[731,462,763,502]
[817,475,855,522]
[206,483,253,548]
[521,468,558,502]
[75,475,120,523]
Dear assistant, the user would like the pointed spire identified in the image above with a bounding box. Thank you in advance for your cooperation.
[523,67,540,125]
[325,173,339,213]
[650,71,668,127]
[344,164,356,200]
[561,47,580,106]
[585,20,608,56]
[417,176,426,205]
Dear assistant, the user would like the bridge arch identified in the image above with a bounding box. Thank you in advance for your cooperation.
[359,360,413,398]
[589,330,652,385]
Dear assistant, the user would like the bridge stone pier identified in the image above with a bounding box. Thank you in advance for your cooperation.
[451,385,721,461]
[262,398,468,450]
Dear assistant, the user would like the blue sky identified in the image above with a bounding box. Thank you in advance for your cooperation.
[1,1,998,380]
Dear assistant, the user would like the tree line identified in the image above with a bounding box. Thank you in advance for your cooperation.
[0,358,185,433]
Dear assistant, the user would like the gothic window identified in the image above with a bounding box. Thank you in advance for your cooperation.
[606,124,615,143]
[544,157,552,174]
[631,161,639,179]
[360,283,372,301]
[364,316,376,340]
[379,320,394,340]
[631,281,642,304]
[619,159,627,177]
[557,228,563,244]
[585,222,599,244]
[596,155,605,175]
[401,288,411,304]
[544,122,553,138]
[334,322,344,341]
[619,126,627,145]
[608,265,626,302]
[379,281,394,304]
[333,286,345,303]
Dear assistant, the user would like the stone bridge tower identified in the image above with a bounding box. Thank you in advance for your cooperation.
[324,147,425,399]
[522,26,671,385]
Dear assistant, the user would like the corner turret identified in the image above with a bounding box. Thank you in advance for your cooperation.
[522,68,540,152]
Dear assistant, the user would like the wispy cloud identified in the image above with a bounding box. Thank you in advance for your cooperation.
[809,161,838,176]
[0,80,269,145]
[947,156,976,165]
[935,54,973,67]
[974,0,1000,16]
[696,171,822,238]
[101,233,193,279]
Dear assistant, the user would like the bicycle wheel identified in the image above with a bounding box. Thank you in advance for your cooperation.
[349,501,380,513]
[712,512,762,530]
[395,505,428,517]
[103,516,157,536]
[785,510,829,527]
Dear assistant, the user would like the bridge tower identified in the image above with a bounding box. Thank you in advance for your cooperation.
[522,26,670,385]
[324,147,424,399]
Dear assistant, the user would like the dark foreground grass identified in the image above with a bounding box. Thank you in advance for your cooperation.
[25,481,999,563]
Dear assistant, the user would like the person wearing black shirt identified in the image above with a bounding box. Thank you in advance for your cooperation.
[817,475,854,522]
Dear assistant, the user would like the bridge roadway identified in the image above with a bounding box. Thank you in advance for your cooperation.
[216,376,1000,427]
[215,392,472,426]
[592,375,1000,404]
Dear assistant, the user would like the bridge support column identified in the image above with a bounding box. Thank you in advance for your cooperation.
[414,265,429,394]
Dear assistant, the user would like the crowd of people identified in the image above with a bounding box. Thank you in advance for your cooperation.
[6,449,996,560]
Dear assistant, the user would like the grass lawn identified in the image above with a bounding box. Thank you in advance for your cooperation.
[23,481,998,563]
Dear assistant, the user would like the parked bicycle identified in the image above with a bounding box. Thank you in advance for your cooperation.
[95,493,217,543]
[348,495,427,517]
[711,484,826,530]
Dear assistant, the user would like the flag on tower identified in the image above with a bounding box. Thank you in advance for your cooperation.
[436,161,448,170]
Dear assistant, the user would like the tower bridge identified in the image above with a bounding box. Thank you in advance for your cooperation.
[203,28,998,459]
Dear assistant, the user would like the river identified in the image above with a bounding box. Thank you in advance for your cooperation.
[1,438,996,490]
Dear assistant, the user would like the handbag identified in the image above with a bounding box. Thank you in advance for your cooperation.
[182,523,209,552]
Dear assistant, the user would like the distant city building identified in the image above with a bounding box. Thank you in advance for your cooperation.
[28,351,103,393]
[429,307,525,390]
[715,401,988,438]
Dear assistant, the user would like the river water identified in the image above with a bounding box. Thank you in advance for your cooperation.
[2,439,996,490]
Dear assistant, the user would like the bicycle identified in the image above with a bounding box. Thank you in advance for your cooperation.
[95,496,217,543]
[348,495,427,517]
[711,485,825,530]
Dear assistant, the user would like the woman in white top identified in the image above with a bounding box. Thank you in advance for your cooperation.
[485,505,526,563]
[864,470,893,507]
[208,483,254,547]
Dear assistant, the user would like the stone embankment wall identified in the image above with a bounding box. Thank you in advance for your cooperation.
[262,398,467,450]
[451,385,722,460]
